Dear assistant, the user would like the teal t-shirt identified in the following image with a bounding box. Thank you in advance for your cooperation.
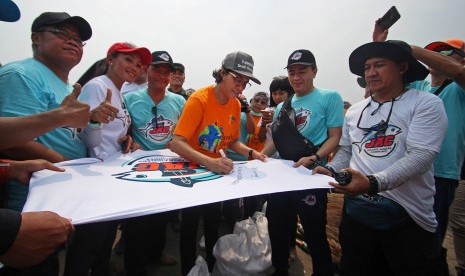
[124,89,185,150]
[0,58,87,210]
[274,88,344,146]
[226,112,248,161]
[410,80,465,180]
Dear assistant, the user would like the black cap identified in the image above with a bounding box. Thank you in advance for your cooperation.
[285,49,316,69]
[172,63,185,72]
[151,51,173,69]
[222,51,261,84]
[31,12,92,41]
[0,0,20,22]
[349,40,429,83]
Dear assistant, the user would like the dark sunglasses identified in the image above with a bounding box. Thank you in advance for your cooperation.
[356,99,395,133]
[152,106,158,128]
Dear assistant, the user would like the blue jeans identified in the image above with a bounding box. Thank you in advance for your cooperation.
[433,177,459,243]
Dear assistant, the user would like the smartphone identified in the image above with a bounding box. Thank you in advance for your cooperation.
[378,6,401,31]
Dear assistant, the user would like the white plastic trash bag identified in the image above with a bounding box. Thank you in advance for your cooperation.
[187,255,210,276]
[212,211,272,276]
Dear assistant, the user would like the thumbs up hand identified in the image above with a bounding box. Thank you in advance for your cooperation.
[90,89,120,123]
[59,83,91,128]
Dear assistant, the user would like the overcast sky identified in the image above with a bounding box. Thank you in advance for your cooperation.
[1,0,465,104]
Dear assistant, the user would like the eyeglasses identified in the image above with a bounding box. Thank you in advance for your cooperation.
[356,99,395,133]
[229,72,251,90]
[253,98,268,105]
[152,106,158,128]
[36,28,86,47]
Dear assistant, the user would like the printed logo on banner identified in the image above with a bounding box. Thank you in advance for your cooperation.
[112,155,221,188]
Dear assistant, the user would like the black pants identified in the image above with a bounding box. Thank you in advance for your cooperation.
[433,176,459,243]
[64,221,118,276]
[179,202,221,276]
[267,189,333,276]
[0,251,59,276]
[124,213,169,276]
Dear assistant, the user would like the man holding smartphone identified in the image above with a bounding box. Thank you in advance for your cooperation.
[373,23,465,275]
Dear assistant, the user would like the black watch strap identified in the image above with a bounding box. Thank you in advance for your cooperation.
[248,149,254,158]
[366,175,379,196]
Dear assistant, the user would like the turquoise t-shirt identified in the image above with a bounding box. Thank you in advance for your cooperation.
[410,80,465,180]
[124,89,185,150]
[226,112,248,161]
[0,58,87,210]
[274,88,344,147]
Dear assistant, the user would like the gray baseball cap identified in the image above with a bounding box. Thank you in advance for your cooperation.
[222,51,261,84]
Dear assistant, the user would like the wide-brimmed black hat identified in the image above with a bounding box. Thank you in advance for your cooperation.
[349,40,429,83]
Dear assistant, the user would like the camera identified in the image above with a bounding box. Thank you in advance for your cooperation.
[327,167,352,186]
[312,160,352,186]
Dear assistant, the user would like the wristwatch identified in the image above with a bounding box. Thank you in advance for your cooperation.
[248,149,254,158]
[0,159,10,185]
[366,175,379,196]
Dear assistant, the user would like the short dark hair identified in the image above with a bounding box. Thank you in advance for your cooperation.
[343,101,352,110]
[269,76,295,107]
[212,67,228,84]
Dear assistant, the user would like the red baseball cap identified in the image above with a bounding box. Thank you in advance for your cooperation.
[425,39,465,56]
[107,42,152,66]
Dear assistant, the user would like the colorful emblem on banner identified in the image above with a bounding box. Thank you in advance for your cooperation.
[112,155,221,187]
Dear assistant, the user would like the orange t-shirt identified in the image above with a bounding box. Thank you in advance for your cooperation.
[174,85,241,158]
[244,114,265,153]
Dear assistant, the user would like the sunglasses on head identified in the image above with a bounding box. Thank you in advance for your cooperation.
[152,106,158,128]
[440,49,465,58]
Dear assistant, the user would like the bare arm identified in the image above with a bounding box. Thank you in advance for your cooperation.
[245,113,255,134]
[0,141,66,162]
[293,127,342,168]
[0,84,90,150]
[261,138,277,157]
[411,45,465,89]
[228,139,267,161]
[257,110,273,143]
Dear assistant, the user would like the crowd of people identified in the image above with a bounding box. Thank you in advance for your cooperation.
[0,4,464,276]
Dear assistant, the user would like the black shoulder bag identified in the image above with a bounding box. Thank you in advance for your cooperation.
[271,96,318,162]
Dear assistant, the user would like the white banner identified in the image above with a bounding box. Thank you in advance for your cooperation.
[23,149,333,224]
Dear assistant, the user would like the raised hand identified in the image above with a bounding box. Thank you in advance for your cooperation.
[90,89,119,123]
[373,19,389,42]
[59,83,91,128]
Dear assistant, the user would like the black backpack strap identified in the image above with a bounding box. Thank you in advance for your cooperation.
[282,95,293,112]
[434,79,453,96]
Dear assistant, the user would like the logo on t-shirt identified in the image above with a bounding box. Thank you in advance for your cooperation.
[198,124,222,152]
[352,124,402,157]
[63,126,83,140]
[295,107,312,131]
[140,115,174,142]
[111,155,221,188]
